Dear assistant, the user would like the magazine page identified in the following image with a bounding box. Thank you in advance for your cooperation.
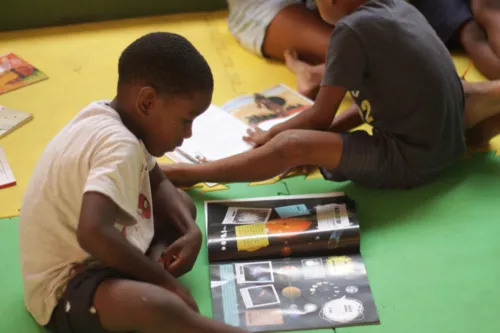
[205,193,360,263]
[209,254,379,332]
[165,104,253,164]
[220,84,313,131]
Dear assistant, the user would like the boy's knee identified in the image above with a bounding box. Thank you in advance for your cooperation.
[142,291,195,330]
[176,189,196,219]
[472,1,500,25]
[461,20,487,46]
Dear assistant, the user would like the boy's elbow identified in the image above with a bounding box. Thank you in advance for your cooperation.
[76,222,102,253]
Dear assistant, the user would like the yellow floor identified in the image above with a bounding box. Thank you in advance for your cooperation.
[0,11,498,218]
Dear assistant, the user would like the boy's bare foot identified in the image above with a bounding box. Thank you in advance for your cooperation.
[466,113,500,147]
[284,49,325,99]
[464,80,500,126]
[463,80,500,145]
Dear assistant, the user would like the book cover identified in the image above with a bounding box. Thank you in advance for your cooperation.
[0,53,48,95]
[221,84,313,131]
[0,105,33,138]
[204,193,379,332]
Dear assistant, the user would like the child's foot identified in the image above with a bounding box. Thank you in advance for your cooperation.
[466,113,500,147]
[284,49,325,99]
[463,80,500,128]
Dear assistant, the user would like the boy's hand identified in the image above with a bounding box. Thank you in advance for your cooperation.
[279,165,314,179]
[161,228,202,277]
[243,128,273,147]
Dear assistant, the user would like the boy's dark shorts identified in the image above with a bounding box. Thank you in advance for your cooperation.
[45,267,131,333]
[320,131,435,190]
[411,0,474,50]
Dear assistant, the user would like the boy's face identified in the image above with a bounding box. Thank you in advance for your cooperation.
[135,88,212,157]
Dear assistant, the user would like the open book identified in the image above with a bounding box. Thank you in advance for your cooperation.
[165,84,312,167]
[204,193,379,332]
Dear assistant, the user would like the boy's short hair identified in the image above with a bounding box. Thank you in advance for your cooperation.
[118,32,214,96]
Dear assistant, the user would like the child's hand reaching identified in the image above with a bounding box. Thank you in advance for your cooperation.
[243,127,273,147]
[162,163,198,188]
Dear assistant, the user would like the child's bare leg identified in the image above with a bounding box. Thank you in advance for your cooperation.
[262,4,332,98]
[283,50,326,98]
[262,4,333,64]
[93,279,248,333]
[462,79,500,145]
[471,0,500,56]
[460,20,500,80]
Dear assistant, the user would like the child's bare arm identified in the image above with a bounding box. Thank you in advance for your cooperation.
[163,129,343,187]
[268,85,347,136]
[328,104,363,132]
[149,163,199,235]
[244,85,347,147]
[148,163,201,277]
[77,191,198,311]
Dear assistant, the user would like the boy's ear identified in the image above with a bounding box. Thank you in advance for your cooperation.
[137,86,157,114]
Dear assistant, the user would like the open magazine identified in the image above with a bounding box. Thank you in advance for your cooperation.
[165,84,312,167]
[205,193,379,332]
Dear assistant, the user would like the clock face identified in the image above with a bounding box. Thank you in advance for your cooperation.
[310,281,341,300]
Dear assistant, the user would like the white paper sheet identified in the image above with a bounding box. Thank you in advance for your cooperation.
[0,147,16,189]
[167,104,253,163]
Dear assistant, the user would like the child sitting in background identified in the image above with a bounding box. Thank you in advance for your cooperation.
[162,0,500,190]
[226,0,500,99]
[412,0,500,80]
[20,32,248,333]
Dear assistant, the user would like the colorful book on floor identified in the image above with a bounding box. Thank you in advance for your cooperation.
[0,147,16,189]
[165,84,312,186]
[0,53,48,95]
[204,192,379,332]
[0,105,33,138]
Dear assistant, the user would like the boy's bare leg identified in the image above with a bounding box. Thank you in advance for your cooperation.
[460,20,500,80]
[460,0,500,80]
[284,49,326,98]
[463,79,500,145]
[93,279,248,333]
[262,4,333,64]
[262,4,332,98]
[471,0,500,55]
[163,130,343,186]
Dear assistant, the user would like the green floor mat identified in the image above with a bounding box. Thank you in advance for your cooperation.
[283,153,500,333]
[2,153,500,333]
[0,219,45,333]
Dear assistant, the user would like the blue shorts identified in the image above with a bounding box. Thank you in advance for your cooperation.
[320,131,435,190]
[411,0,474,49]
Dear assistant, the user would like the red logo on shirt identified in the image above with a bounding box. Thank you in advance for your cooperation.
[138,194,152,219]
